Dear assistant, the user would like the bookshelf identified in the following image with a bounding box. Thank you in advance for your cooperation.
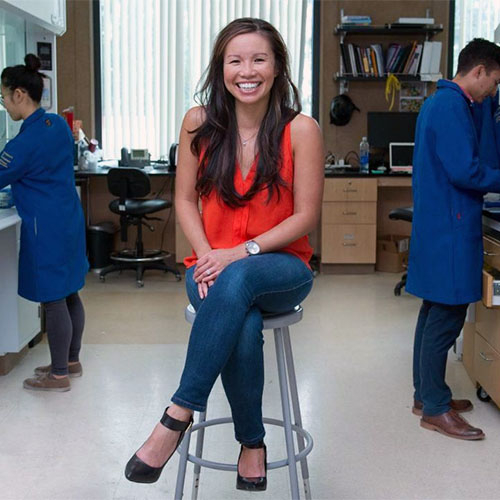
[334,23,444,92]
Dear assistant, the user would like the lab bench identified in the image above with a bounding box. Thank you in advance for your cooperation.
[462,208,500,410]
[0,208,40,357]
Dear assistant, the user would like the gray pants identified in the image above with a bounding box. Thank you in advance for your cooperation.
[43,292,85,376]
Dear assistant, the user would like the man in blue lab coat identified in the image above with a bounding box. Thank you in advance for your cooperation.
[407,39,500,440]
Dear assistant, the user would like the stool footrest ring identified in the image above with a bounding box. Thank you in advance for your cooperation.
[177,416,313,472]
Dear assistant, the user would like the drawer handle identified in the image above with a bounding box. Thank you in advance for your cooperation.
[480,351,495,362]
[483,250,500,256]
[342,211,357,216]
[342,242,357,247]
[343,188,358,193]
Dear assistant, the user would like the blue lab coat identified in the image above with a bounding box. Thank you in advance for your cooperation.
[407,80,500,305]
[472,91,500,168]
[0,108,88,302]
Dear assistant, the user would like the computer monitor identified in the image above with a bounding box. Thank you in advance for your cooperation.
[367,112,418,149]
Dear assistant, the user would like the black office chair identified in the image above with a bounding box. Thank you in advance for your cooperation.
[99,167,181,287]
[388,206,413,296]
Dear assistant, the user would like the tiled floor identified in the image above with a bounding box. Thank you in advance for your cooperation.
[1,270,500,499]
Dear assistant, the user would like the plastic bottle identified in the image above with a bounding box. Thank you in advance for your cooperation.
[359,136,370,174]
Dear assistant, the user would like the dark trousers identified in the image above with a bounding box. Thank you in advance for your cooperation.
[43,292,85,376]
[413,300,468,416]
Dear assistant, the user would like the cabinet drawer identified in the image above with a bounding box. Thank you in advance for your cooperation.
[474,332,500,404]
[323,178,377,202]
[475,300,500,353]
[483,236,500,269]
[321,224,376,263]
[322,202,377,225]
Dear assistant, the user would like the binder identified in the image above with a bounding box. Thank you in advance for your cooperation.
[348,44,358,77]
[419,41,433,77]
[340,42,351,75]
[430,41,442,74]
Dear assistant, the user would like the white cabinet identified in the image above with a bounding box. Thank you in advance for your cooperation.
[0,0,66,35]
[0,209,40,353]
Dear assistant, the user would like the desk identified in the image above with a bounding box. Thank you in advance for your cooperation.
[74,165,179,259]
[0,208,40,355]
[321,173,412,273]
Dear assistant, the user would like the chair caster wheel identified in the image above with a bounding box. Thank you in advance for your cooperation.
[136,280,144,288]
[176,274,182,282]
[477,386,491,402]
[99,276,105,282]
[394,286,401,296]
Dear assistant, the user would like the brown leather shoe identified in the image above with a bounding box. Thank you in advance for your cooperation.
[34,361,82,378]
[420,410,485,440]
[412,398,473,416]
[23,373,71,392]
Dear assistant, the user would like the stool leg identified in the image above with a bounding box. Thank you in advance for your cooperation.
[274,327,301,500]
[283,327,312,500]
[191,410,207,500]
[175,424,193,500]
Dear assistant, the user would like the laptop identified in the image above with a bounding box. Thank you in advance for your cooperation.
[389,142,414,173]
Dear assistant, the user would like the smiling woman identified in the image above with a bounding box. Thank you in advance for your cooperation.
[124,17,324,491]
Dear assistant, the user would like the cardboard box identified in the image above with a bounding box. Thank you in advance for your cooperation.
[376,234,410,273]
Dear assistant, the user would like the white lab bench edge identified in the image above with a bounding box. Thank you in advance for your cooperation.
[0,207,40,355]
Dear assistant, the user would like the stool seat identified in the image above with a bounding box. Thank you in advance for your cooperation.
[176,303,312,500]
[185,303,303,329]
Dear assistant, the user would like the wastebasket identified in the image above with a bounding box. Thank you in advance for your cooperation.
[87,221,116,270]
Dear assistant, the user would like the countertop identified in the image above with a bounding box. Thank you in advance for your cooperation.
[0,208,20,231]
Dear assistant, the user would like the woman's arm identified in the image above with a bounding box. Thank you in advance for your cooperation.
[175,107,212,259]
[196,114,324,282]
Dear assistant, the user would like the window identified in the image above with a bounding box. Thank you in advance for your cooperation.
[452,0,500,75]
[98,0,313,161]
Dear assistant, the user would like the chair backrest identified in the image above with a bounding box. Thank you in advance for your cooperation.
[107,167,151,200]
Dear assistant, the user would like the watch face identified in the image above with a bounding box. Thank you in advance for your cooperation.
[246,240,260,255]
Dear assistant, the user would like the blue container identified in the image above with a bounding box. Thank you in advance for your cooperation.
[0,186,14,208]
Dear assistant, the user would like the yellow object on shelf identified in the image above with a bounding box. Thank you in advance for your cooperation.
[385,73,401,111]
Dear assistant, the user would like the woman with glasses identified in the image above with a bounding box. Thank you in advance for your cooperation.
[0,54,88,392]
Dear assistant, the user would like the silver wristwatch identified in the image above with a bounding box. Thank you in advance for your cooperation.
[245,240,261,256]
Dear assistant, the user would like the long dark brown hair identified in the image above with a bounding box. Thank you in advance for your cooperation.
[191,18,301,207]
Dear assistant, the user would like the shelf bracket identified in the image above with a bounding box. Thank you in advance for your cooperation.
[339,80,349,94]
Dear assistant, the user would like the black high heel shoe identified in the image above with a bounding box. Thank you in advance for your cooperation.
[125,406,193,484]
[236,441,267,491]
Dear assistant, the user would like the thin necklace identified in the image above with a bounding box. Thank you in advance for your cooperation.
[238,129,258,147]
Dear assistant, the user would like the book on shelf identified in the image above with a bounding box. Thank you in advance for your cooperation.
[348,44,358,77]
[385,43,401,73]
[340,42,351,74]
[371,44,385,77]
[341,15,372,26]
[397,17,435,24]
[408,44,423,75]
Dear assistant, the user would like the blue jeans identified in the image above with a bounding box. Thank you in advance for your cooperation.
[413,300,468,416]
[171,252,314,444]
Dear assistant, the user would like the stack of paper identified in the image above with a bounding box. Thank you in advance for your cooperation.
[341,15,372,26]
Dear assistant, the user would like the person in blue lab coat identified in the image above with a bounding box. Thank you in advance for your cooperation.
[407,39,500,440]
[0,54,88,392]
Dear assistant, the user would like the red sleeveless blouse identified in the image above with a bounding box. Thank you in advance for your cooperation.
[184,122,312,269]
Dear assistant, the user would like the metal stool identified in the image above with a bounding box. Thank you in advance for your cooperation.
[174,304,313,500]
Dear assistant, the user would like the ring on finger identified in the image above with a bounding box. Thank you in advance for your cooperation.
[205,268,212,275]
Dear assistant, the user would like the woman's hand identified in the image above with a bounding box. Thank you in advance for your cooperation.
[194,246,247,285]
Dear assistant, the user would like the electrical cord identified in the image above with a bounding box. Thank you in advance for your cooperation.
[344,150,360,167]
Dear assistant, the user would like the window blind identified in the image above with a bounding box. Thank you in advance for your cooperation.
[453,0,500,75]
[99,0,311,160]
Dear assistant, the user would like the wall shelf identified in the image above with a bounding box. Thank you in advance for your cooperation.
[335,25,443,36]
